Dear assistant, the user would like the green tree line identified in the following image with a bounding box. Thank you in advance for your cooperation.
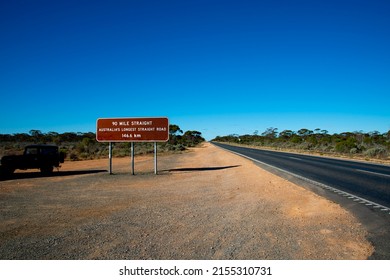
[212,128,390,159]
[0,125,205,161]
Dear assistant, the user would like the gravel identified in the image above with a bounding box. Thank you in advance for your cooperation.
[0,143,373,259]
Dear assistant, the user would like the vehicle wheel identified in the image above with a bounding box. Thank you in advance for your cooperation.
[0,166,15,177]
[40,166,53,174]
[3,166,15,174]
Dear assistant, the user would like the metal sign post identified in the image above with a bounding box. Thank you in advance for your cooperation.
[154,142,157,175]
[131,142,135,175]
[109,142,113,174]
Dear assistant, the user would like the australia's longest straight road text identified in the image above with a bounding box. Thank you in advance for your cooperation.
[212,142,390,209]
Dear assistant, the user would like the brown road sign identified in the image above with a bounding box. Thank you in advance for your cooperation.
[96,117,169,142]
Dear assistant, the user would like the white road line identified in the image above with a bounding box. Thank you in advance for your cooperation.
[355,169,390,178]
[214,144,390,213]
[288,156,303,161]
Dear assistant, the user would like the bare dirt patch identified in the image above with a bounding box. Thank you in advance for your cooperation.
[0,143,373,259]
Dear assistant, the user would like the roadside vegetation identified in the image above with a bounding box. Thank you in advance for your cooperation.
[212,128,390,161]
[0,125,205,161]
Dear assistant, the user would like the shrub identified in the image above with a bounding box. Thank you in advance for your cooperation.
[350,148,358,154]
[363,146,388,158]
[69,153,79,161]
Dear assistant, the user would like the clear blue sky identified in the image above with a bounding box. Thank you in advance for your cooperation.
[1,0,389,140]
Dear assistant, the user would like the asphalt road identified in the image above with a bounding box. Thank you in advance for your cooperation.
[212,142,390,209]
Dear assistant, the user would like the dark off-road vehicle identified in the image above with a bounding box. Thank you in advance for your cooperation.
[0,145,65,175]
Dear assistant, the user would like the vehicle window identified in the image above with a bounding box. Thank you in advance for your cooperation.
[25,148,38,155]
[41,148,56,155]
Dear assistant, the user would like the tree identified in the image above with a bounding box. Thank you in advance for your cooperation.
[12,133,31,142]
[297,128,313,137]
[183,130,205,146]
[279,130,294,139]
[168,124,183,145]
[59,132,79,142]
[291,135,302,143]
[169,124,183,136]
[261,127,278,139]
[29,129,43,143]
